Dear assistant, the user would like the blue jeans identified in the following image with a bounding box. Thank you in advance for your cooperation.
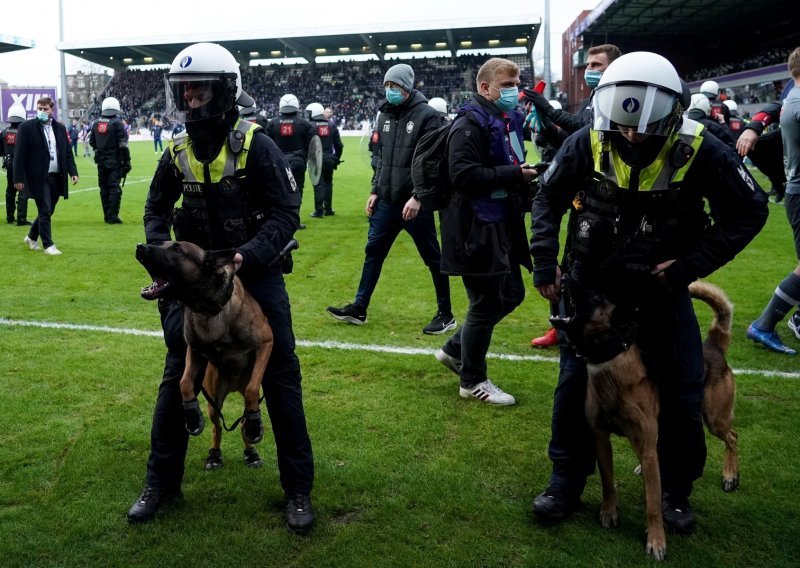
[354,199,451,313]
[146,271,314,495]
[547,288,706,498]
[442,265,525,387]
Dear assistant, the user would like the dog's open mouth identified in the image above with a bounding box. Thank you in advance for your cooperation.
[141,278,171,300]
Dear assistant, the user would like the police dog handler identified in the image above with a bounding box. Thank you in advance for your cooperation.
[128,43,315,535]
[530,52,767,534]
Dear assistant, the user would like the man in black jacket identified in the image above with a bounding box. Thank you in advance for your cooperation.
[127,42,314,535]
[530,52,768,534]
[13,96,79,256]
[89,96,131,224]
[326,63,454,334]
[434,58,538,404]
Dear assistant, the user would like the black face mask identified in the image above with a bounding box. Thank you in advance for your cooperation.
[186,107,239,161]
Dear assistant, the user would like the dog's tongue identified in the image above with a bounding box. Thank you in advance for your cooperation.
[140,278,169,300]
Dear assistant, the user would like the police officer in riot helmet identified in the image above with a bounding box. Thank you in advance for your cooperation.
[2,103,30,225]
[89,96,130,223]
[266,93,316,228]
[239,101,269,130]
[306,102,343,218]
[699,79,730,125]
[128,42,315,534]
[530,52,767,536]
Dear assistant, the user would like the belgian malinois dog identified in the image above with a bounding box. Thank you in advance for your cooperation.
[136,240,273,469]
[552,281,739,560]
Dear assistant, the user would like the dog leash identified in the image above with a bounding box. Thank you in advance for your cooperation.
[200,385,266,433]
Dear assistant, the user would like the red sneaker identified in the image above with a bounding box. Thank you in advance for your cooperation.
[531,327,558,348]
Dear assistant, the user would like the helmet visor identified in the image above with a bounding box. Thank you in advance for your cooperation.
[593,84,678,136]
[165,73,237,122]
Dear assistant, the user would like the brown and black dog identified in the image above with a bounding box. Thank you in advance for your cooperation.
[553,281,738,560]
[136,240,273,470]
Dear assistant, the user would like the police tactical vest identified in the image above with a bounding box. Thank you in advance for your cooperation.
[2,126,18,155]
[573,119,707,263]
[271,115,305,156]
[93,117,119,150]
[169,119,262,249]
[313,119,335,154]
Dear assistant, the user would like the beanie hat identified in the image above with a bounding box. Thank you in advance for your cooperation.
[383,64,415,93]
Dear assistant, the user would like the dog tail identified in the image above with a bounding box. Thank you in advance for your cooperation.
[689,281,733,354]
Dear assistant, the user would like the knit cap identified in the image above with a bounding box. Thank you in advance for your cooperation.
[383,64,415,92]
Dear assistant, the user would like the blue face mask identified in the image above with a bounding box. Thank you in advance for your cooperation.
[36,110,49,122]
[584,69,603,89]
[492,86,519,112]
[385,87,405,105]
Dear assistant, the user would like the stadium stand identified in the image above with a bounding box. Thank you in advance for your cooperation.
[89,54,533,132]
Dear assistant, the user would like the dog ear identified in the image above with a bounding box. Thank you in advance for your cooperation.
[205,249,238,271]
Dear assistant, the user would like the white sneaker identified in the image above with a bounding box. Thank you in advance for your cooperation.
[43,245,62,256]
[459,379,516,405]
[24,235,40,251]
[435,349,462,375]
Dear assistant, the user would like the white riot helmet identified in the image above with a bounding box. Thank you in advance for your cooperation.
[428,97,448,116]
[6,103,26,124]
[165,42,254,123]
[101,97,121,117]
[700,80,720,98]
[722,99,738,113]
[305,102,324,120]
[280,94,300,114]
[592,51,683,137]
[548,100,563,110]
[688,93,711,116]
[238,103,257,119]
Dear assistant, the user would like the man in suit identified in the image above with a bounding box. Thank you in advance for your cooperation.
[13,96,79,256]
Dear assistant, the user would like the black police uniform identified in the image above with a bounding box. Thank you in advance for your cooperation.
[310,117,343,216]
[1,123,30,224]
[89,115,130,223]
[266,112,316,198]
[142,120,314,499]
[531,120,768,502]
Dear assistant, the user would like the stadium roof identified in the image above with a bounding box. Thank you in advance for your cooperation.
[0,34,35,54]
[570,0,798,74]
[58,17,541,70]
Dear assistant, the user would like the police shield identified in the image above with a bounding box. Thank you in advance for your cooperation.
[307,135,323,185]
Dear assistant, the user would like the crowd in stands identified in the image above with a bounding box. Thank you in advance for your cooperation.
[88,53,532,132]
[687,46,794,81]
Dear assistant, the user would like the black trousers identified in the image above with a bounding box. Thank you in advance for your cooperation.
[145,271,314,495]
[98,163,122,220]
[28,173,62,249]
[313,164,335,213]
[5,166,29,221]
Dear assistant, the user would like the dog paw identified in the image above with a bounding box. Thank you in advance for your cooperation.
[243,447,264,468]
[243,410,264,444]
[646,538,667,561]
[722,475,740,492]
[205,448,223,470]
[599,508,619,529]
[182,399,205,436]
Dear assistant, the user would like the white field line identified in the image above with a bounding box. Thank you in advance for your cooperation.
[0,177,151,209]
[1,317,798,380]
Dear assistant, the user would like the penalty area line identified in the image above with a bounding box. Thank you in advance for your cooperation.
[0,317,797,380]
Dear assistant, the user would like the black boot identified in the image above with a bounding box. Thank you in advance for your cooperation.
[662,493,696,534]
[284,493,315,535]
[106,188,123,224]
[243,409,264,444]
[182,398,205,436]
[16,190,30,225]
[532,484,581,522]
[127,485,182,523]
[100,190,110,222]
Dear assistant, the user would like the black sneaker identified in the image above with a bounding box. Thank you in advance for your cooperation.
[323,209,335,216]
[662,494,695,534]
[284,493,315,535]
[310,210,324,218]
[532,485,580,522]
[327,303,367,325]
[16,219,32,226]
[422,311,456,335]
[788,312,800,340]
[127,485,182,523]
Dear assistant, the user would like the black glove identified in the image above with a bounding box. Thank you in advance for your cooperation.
[122,162,132,175]
[521,89,553,116]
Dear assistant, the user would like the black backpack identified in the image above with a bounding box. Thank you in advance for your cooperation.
[410,121,455,211]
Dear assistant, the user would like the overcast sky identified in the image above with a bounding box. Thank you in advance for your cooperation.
[1,0,597,88]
